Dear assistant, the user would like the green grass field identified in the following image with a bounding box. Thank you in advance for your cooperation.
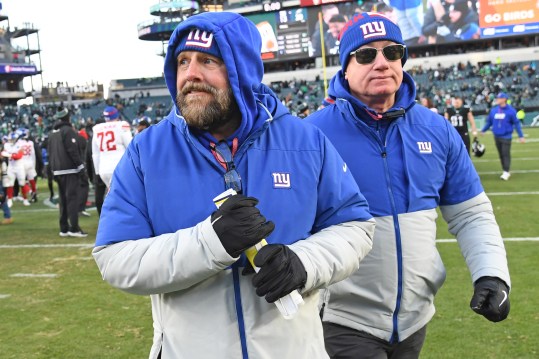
[1,128,538,358]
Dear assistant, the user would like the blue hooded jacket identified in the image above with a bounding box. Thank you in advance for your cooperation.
[94,13,374,359]
[96,11,371,246]
[306,67,508,344]
[482,103,524,139]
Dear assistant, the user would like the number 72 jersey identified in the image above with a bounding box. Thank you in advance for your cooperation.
[91,120,133,187]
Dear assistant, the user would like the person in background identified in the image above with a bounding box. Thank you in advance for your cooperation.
[481,92,525,181]
[389,0,425,46]
[48,108,87,237]
[40,136,57,206]
[444,95,478,154]
[76,128,91,217]
[92,12,375,359]
[311,4,341,57]
[422,0,480,43]
[86,119,107,216]
[2,131,31,207]
[135,116,151,134]
[0,148,13,224]
[516,108,525,126]
[306,12,511,358]
[419,95,438,112]
[91,106,133,189]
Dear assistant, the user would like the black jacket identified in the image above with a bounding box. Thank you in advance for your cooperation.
[48,120,84,176]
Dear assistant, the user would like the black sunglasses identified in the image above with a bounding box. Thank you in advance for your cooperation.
[350,44,406,65]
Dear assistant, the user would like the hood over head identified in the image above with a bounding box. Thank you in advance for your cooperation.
[165,12,276,147]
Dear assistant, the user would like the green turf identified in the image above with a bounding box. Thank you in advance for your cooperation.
[0,128,538,358]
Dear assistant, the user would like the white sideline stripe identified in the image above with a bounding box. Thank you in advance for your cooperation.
[0,244,93,249]
[9,207,96,214]
[486,191,539,196]
[477,169,539,174]
[474,157,539,163]
[437,237,539,243]
[0,294,11,299]
[53,257,93,261]
[10,273,58,278]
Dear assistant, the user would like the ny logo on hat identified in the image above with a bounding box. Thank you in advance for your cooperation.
[186,29,214,49]
[360,21,387,39]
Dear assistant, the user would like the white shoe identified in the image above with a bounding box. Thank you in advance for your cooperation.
[22,199,31,206]
[7,198,13,208]
[500,172,511,181]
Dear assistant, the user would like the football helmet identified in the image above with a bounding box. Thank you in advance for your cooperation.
[472,137,485,157]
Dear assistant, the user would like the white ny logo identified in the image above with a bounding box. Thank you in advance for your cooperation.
[417,141,432,154]
[360,21,387,39]
[272,172,291,188]
[185,29,214,48]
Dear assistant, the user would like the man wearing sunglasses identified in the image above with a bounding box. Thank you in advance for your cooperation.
[92,12,375,359]
[307,12,510,358]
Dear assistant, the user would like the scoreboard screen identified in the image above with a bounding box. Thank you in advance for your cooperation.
[246,0,539,62]
[246,7,310,62]
[275,8,310,59]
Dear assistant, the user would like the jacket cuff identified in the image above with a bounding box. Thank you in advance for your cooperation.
[200,216,238,262]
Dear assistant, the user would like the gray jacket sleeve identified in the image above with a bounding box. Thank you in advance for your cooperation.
[440,192,511,288]
[92,217,237,295]
[291,219,376,292]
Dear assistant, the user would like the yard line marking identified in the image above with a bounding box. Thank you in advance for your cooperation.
[474,157,539,163]
[0,294,11,299]
[477,169,539,175]
[0,244,94,249]
[486,191,539,196]
[53,257,93,261]
[9,207,96,214]
[10,273,58,278]
[9,208,58,213]
[437,237,539,243]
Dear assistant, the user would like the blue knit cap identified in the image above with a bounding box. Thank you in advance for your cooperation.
[103,106,119,121]
[338,12,407,71]
[173,28,222,60]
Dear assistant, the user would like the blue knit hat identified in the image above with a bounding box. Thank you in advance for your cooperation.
[103,106,119,121]
[173,28,222,60]
[338,12,407,71]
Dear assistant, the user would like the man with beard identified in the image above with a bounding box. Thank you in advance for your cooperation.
[92,12,375,359]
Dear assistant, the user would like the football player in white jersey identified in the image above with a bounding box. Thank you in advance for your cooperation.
[17,128,39,201]
[91,106,133,188]
[2,132,31,206]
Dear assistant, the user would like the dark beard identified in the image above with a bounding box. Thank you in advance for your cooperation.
[176,83,237,132]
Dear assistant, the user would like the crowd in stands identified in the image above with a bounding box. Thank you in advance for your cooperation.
[272,60,539,120]
[1,60,538,144]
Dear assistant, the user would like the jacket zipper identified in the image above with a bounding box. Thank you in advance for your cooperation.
[368,120,404,344]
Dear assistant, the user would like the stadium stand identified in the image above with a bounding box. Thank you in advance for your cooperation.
[3,0,539,139]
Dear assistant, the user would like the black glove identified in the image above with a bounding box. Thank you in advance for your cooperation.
[252,244,307,303]
[470,276,510,322]
[211,194,274,258]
